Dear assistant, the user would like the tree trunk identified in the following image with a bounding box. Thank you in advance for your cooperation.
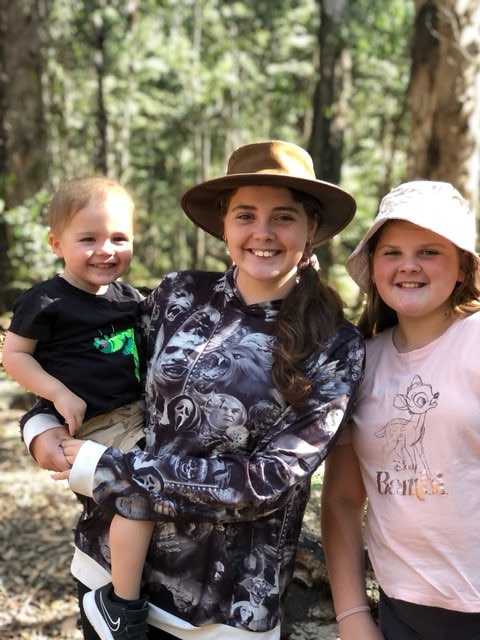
[0,0,45,312]
[0,0,46,207]
[309,0,351,183]
[308,0,352,272]
[117,0,139,180]
[406,0,480,208]
[192,0,207,270]
[93,7,108,175]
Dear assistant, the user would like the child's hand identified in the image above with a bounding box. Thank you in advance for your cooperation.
[53,390,87,436]
[51,468,71,481]
[52,437,87,482]
[60,437,87,466]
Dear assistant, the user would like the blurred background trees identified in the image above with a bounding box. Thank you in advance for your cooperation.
[1,0,479,314]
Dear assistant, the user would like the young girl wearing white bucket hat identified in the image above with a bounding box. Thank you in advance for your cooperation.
[322,180,480,639]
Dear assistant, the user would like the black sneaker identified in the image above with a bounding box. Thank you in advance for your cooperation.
[83,583,149,640]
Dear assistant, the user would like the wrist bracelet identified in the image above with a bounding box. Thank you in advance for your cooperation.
[336,605,370,623]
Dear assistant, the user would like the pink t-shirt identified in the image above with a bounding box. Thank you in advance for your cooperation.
[350,313,480,612]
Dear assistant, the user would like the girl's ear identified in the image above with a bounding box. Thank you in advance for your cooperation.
[48,232,63,258]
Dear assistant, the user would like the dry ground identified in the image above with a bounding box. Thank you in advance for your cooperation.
[0,373,83,639]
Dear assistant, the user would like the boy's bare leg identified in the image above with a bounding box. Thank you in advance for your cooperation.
[109,515,155,600]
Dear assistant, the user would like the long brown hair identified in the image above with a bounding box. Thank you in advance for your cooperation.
[217,187,344,407]
[357,222,480,339]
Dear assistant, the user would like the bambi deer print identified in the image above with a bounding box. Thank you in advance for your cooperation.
[375,374,439,477]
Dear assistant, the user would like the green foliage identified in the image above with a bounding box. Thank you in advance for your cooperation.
[3,192,58,292]
[3,0,415,304]
[345,0,413,214]
[336,0,413,309]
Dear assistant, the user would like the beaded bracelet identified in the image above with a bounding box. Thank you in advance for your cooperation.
[335,605,370,623]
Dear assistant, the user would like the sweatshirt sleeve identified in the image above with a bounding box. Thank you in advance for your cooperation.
[70,327,364,523]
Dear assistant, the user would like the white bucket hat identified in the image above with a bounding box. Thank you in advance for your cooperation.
[346,180,479,293]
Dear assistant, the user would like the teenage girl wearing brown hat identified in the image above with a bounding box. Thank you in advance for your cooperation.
[47,140,365,640]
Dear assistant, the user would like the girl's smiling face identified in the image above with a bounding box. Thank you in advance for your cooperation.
[223,185,315,304]
[372,220,464,321]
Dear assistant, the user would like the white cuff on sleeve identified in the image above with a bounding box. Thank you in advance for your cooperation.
[23,413,63,452]
[69,439,107,497]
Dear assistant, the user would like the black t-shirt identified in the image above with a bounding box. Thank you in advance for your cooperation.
[10,275,143,420]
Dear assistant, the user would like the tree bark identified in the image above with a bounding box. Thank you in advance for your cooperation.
[309,0,351,183]
[93,7,108,174]
[406,0,480,208]
[308,0,352,272]
[0,0,46,207]
[117,0,139,180]
[0,0,46,311]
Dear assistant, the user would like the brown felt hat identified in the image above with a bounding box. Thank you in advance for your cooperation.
[181,140,356,246]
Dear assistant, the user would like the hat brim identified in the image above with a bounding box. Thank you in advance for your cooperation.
[181,173,356,247]
[345,219,388,293]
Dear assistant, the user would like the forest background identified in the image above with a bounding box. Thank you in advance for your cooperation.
[0,1,479,638]
[1,0,480,316]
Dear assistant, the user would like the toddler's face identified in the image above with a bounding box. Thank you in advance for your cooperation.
[49,192,134,294]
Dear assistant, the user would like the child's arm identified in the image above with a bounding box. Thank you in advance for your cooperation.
[321,443,383,639]
[2,330,87,435]
[31,426,72,472]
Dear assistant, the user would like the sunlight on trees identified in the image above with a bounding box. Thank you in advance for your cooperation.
[1,0,479,315]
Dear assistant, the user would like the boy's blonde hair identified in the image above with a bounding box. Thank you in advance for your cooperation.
[48,176,135,235]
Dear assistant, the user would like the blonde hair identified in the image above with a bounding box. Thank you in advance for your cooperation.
[48,176,135,235]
